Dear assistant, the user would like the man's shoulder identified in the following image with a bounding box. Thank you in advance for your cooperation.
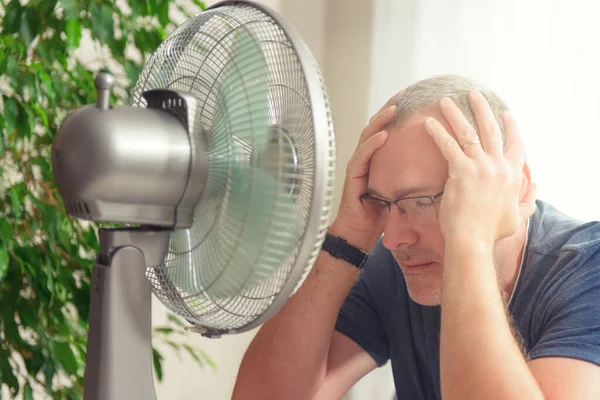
[527,200,600,261]
[516,201,600,367]
[514,200,600,312]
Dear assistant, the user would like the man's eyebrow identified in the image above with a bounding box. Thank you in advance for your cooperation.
[366,187,436,200]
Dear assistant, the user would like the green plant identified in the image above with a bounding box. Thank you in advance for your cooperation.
[0,0,212,398]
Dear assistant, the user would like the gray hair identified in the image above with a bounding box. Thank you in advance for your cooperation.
[390,74,509,142]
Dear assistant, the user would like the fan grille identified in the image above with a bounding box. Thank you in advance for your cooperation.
[130,2,335,332]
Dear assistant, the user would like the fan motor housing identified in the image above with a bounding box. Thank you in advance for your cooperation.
[52,88,205,228]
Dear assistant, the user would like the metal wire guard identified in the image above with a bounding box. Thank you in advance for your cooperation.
[130,1,335,333]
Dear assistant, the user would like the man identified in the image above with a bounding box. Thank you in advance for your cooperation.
[232,75,600,400]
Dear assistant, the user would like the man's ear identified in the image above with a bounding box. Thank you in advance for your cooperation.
[519,162,537,219]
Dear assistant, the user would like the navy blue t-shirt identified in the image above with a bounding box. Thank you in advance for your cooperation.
[335,200,600,400]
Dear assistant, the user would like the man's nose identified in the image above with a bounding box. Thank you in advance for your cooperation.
[381,210,419,250]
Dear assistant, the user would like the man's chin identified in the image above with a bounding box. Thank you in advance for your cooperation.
[407,291,441,306]
[404,281,442,306]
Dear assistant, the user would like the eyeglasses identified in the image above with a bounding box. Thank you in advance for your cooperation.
[359,191,444,225]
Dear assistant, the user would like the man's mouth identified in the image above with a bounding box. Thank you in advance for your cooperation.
[402,261,435,268]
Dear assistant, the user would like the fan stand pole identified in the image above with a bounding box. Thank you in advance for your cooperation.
[83,227,171,400]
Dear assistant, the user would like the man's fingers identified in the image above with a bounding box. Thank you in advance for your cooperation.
[439,97,485,158]
[468,90,503,157]
[348,130,388,178]
[359,105,396,146]
[424,117,465,166]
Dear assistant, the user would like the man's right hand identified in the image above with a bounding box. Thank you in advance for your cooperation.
[330,93,400,252]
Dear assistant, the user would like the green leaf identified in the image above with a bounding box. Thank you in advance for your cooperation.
[39,0,59,16]
[124,60,143,86]
[154,327,174,335]
[58,217,73,249]
[60,0,79,19]
[0,353,19,396]
[65,20,82,49]
[191,0,206,9]
[0,219,12,243]
[50,341,78,375]
[130,0,147,18]
[167,313,186,327]
[199,349,216,369]
[90,3,115,43]
[158,1,170,27]
[19,103,36,138]
[6,56,19,78]
[163,340,182,360]
[41,358,57,393]
[20,8,42,47]
[10,186,23,220]
[31,103,49,128]
[182,344,203,367]
[0,246,8,282]
[152,348,164,381]
[108,37,128,58]
[147,0,158,14]
[4,96,20,134]
[2,0,23,34]
[23,383,34,400]
[133,29,162,54]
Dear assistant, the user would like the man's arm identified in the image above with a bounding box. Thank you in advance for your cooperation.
[232,101,399,400]
[440,238,600,400]
[312,331,378,400]
[529,357,600,400]
[232,244,373,400]
[440,240,544,400]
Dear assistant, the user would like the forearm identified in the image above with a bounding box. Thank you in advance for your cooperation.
[440,240,544,400]
[233,227,370,400]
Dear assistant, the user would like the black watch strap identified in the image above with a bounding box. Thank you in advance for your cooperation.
[321,233,369,269]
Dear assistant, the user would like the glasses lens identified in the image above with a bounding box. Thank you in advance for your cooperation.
[361,196,388,216]
[398,197,438,224]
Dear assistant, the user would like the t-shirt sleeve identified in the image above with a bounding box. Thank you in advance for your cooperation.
[335,243,391,367]
[529,250,600,366]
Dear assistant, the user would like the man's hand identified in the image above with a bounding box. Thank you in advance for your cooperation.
[330,92,401,251]
[423,90,536,245]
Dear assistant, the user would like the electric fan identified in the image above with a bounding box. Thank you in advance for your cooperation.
[51,1,336,399]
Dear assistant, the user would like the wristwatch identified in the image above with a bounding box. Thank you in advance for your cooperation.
[321,232,369,269]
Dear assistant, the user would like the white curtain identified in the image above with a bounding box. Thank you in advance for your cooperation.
[350,0,600,398]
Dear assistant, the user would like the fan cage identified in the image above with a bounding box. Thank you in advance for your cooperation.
[130,1,336,333]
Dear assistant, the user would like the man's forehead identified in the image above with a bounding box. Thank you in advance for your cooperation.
[368,112,448,198]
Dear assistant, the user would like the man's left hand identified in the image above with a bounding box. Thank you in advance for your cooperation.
[423,90,536,245]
